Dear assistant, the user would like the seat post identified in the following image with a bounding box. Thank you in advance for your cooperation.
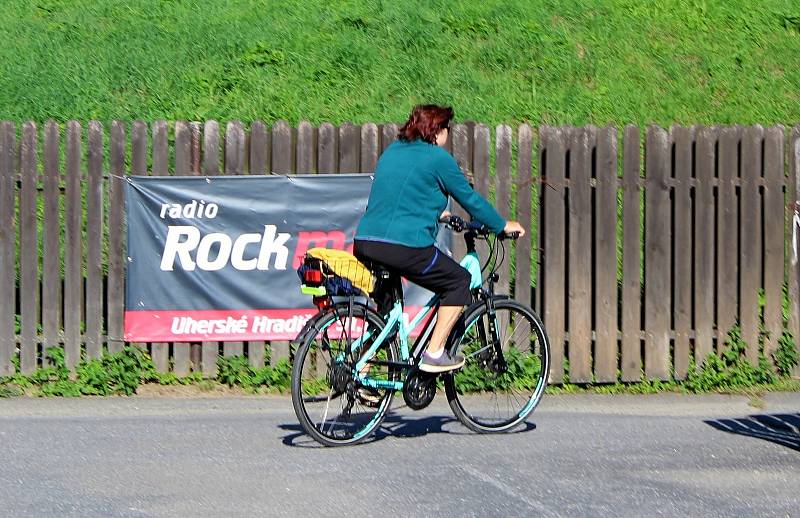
[367,262,399,316]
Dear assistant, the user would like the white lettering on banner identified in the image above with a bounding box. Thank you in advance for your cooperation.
[256,225,291,270]
[196,233,232,271]
[160,225,291,271]
[160,200,219,220]
[161,226,201,271]
[231,232,263,270]
[252,314,313,335]
[250,314,366,336]
[171,315,249,335]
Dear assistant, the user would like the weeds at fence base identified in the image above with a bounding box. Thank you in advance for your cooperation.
[550,326,800,396]
[0,346,294,397]
[0,384,23,397]
[0,326,797,398]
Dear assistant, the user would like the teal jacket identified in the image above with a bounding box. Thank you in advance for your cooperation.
[355,139,506,247]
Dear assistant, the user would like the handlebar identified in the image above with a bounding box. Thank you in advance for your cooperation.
[438,215,519,240]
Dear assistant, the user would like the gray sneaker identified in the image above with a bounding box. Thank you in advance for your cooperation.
[419,351,465,373]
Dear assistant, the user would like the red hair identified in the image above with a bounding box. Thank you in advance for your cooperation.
[398,104,454,144]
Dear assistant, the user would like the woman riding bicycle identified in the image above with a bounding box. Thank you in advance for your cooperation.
[354,104,526,374]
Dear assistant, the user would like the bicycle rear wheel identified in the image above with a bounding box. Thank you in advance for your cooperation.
[444,299,549,433]
[291,303,400,446]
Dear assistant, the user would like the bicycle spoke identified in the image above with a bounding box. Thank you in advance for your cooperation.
[320,386,335,430]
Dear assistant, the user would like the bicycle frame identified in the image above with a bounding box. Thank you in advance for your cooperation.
[352,249,484,391]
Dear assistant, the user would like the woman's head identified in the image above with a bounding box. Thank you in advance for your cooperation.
[398,104,454,146]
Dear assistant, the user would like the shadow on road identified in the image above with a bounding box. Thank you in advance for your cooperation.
[279,410,537,447]
[705,413,800,452]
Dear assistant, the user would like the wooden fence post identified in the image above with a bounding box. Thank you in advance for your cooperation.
[0,122,15,376]
[594,125,618,383]
[191,121,202,174]
[381,124,398,152]
[762,126,784,360]
[150,120,170,372]
[495,124,512,299]
[201,121,220,377]
[247,121,270,368]
[511,124,534,348]
[515,124,534,312]
[568,126,593,383]
[740,125,764,364]
[42,121,61,362]
[644,125,671,380]
[175,121,191,175]
[473,124,490,199]
[540,126,567,383]
[272,120,294,174]
[223,121,246,360]
[296,121,316,173]
[717,126,741,345]
[338,123,360,173]
[250,121,270,175]
[360,123,379,173]
[318,123,338,174]
[694,126,716,367]
[621,125,642,381]
[270,120,294,366]
[107,121,126,354]
[19,122,39,374]
[64,122,83,370]
[171,121,193,375]
[672,125,693,379]
[86,122,105,361]
[128,121,148,361]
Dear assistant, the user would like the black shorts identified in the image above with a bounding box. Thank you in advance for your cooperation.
[353,239,472,306]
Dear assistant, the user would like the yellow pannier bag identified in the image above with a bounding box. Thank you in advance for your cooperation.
[305,247,375,295]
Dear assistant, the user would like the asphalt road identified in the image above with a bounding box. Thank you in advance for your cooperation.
[1,392,798,517]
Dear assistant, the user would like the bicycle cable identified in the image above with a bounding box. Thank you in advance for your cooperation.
[496,236,507,275]
[480,233,496,276]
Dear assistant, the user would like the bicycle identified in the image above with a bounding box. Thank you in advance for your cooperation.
[290,215,550,446]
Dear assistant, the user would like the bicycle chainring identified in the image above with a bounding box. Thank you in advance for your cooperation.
[402,370,437,410]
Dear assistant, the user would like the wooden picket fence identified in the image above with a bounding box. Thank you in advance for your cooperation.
[0,121,799,383]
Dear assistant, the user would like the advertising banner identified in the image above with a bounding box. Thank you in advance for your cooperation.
[124,175,446,341]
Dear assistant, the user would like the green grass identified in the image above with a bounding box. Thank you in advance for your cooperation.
[1,0,799,125]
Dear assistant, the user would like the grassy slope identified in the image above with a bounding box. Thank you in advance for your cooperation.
[0,0,799,126]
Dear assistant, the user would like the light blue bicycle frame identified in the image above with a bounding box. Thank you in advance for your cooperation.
[351,251,483,391]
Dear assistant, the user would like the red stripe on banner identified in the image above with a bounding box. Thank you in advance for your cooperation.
[124,307,429,342]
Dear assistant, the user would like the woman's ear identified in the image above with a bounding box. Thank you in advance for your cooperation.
[435,128,449,147]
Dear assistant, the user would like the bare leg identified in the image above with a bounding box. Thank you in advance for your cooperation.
[426,305,463,354]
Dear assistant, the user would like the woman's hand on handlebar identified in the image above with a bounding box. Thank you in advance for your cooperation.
[440,215,523,239]
[502,221,525,239]
[439,213,466,232]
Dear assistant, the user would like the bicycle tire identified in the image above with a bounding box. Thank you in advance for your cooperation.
[444,298,550,433]
[291,303,400,446]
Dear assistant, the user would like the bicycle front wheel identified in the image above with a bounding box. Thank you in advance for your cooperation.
[444,299,550,433]
[291,303,400,446]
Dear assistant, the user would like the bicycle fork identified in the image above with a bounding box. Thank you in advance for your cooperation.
[477,298,508,373]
